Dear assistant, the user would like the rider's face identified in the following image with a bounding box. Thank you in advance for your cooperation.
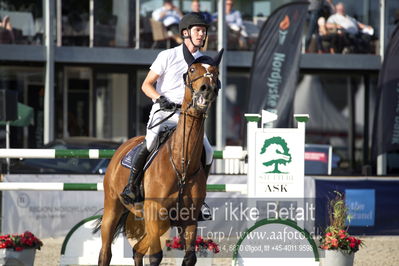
[189,26,207,46]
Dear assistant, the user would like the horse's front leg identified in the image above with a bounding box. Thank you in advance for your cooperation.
[182,223,198,266]
[144,201,170,266]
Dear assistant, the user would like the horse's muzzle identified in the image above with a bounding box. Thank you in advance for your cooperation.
[193,89,216,112]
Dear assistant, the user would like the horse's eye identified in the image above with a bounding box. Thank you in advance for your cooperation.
[190,67,195,73]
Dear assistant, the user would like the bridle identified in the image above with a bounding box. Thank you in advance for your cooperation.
[168,67,218,202]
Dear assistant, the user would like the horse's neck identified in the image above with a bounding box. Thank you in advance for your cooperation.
[170,113,205,174]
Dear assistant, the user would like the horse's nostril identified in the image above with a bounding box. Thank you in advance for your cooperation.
[200,84,207,91]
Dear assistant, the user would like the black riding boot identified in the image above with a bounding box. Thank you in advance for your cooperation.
[120,141,150,204]
[198,163,213,221]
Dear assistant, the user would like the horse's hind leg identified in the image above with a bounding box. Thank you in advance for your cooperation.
[98,195,125,266]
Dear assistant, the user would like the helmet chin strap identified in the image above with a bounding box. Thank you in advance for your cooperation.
[183,28,208,49]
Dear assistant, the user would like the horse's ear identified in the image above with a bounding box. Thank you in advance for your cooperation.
[183,43,195,66]
[213,48,224,66]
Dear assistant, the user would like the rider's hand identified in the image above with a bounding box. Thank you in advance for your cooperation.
[156,96,176,110]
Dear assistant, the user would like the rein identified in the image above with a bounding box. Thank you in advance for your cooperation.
[147,104,182,130]
[168,73,211,205]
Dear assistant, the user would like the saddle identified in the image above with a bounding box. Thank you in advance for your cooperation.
[121,127,206,172]
[121,127,176,171]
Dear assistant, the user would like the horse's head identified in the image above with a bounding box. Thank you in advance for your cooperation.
[182,46,224,114]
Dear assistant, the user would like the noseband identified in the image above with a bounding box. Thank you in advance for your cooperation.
[185,71,215,90]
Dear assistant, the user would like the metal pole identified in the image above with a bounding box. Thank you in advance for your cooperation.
[216,0,227,172]
[362,75,370,163]
[56,0,62,46]
[377,0,387,175]
[89,0,94,47]
[362,74,371,175]
[5,122,9,174]
[348,77,355,173]
[135,0,140,49]
[379,0,386,58]
[44,0,55,144]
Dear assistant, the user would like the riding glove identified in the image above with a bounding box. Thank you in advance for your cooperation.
[156,96,176,111]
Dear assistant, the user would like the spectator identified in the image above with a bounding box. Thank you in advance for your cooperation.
[191,0,213,25]
[152,0,183,36]
[224,0,243,32]
[305,0,336,53]
[0,15,15,44]
[316,0,337,53]
[326,2,374,53]
[213,0,247,49]
[305,0,323,52]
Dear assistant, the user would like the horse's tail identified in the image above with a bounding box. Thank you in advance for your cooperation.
[92,210,131,242]
[92,215,103,234]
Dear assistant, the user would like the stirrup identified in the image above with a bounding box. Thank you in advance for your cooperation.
[120,186,143,205]
[198,203,212,221]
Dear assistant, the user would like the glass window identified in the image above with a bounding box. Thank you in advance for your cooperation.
[94,0,136,47]
[0,0,43,45]
[0,66,44,148]
[95,72,129,141]
[136,69,153,135]
[61,0,89,46]
[57,67,92,136]
[303,0,379,54]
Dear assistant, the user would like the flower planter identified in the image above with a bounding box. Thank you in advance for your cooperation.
[0,248,36,266]
[321,250,354,266]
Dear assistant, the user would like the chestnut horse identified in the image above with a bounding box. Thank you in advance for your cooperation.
[97,49,224,266]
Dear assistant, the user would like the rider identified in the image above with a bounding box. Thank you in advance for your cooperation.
[121,12,214,205]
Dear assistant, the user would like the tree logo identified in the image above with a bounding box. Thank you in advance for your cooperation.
[260,136,292,173]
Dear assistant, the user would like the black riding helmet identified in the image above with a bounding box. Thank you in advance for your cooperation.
[179,12,209,47]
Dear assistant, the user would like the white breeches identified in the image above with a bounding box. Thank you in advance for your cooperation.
[145,103,213,165]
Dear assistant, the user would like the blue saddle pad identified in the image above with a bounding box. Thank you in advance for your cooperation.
[121,144,160,170]
[121,145,141,169]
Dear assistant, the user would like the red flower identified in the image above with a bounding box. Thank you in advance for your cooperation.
[331,238,338,248]
[166,236,219,254]
[0,231,42,251]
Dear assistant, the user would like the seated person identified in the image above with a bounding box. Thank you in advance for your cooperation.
[318,16,339,53]
[152,0,183,41]
[0,16,15,44]
[326,2,374,53]
[191,0,213,25]
[213,0,247,49]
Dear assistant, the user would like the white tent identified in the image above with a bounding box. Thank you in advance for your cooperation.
[294,75,353,133]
